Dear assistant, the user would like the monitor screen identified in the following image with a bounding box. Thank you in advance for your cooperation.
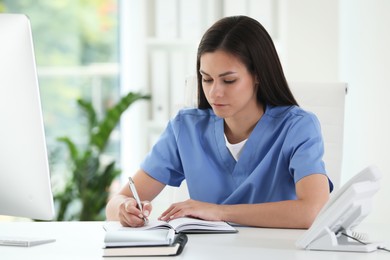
[0,14,55,220]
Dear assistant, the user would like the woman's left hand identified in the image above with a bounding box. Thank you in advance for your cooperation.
[159,199,223,222]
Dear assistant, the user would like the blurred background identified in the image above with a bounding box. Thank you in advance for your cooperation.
[0,0,389,225]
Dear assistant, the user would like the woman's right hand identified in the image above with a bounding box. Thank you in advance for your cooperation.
[118,197,152,227]
[106,169,165,226]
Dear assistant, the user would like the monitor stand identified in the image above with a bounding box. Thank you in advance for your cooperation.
[0,235,56,247]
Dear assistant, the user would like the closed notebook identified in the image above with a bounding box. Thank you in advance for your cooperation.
[104,229,175,247]
[104,217,238,234]
[103,233,188,257]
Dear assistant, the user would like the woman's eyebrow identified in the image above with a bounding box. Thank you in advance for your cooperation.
[199,70,209,76]
[219,71,237,77]
[199,70,237,77]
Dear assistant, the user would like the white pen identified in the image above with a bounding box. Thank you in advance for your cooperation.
[128,177,148,223]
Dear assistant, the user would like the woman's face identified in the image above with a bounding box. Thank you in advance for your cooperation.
[200,50,259,120]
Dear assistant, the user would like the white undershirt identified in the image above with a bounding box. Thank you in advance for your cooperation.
[224,134,248,161]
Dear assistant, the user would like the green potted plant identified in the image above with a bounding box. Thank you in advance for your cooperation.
[54,91,150,221]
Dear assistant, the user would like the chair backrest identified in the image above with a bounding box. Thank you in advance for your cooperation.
[172,79,347,201]
[289,82,347,190]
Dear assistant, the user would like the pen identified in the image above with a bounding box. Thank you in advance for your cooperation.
[128,177,148,223]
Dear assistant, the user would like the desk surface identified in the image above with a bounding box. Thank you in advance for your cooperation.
[0,221,388,260]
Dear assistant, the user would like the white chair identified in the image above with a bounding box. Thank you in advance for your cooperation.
[171,79,347,202]
[289,82,347,190]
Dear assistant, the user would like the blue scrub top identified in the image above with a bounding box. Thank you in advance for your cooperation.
[141,104,332,205]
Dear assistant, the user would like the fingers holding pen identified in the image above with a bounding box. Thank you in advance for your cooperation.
[142,201,152,218]
[119,198,142,227]
[119,198,151,227]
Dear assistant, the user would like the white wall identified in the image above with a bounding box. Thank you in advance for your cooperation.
[119,0,149,184]
[280,0,390,225]
[339,0,390,225]
[279,0,340,82]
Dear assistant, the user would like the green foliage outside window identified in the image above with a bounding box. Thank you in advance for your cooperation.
[56,92,150,221]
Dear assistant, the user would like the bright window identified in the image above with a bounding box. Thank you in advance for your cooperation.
[1,0,120,195]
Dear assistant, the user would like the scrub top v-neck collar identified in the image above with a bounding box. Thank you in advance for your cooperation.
[214,105,271,184]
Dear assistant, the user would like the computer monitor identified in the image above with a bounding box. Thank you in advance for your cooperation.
[296,165,383,252]
[0,14,55,221]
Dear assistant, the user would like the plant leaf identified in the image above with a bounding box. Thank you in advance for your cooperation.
[57,136,78,162]
[77,99,97,132]
[91,92,150,151]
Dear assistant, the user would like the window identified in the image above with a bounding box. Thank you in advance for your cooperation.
[1,0,119,204]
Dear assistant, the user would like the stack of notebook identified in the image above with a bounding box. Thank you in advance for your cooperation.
[103,229,187,257]
[102,217,237,257]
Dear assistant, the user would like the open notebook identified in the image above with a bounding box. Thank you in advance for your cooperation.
[104,217,237,234]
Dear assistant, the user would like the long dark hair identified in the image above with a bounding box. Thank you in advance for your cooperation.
[197,16,298,109]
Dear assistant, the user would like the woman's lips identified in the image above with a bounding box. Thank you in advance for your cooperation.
[212,103,227,107]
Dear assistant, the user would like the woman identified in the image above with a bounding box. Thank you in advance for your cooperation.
[106,15,332,229]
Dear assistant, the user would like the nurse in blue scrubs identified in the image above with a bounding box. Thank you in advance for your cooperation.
[106,15,332,229]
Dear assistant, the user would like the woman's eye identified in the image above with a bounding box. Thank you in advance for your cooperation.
[202,78,213,83]
[224,79,236,84]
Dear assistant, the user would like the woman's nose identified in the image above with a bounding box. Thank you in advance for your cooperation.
[209,82,224,98]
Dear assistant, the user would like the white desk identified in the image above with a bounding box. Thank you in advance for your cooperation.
[0,221,388,260]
